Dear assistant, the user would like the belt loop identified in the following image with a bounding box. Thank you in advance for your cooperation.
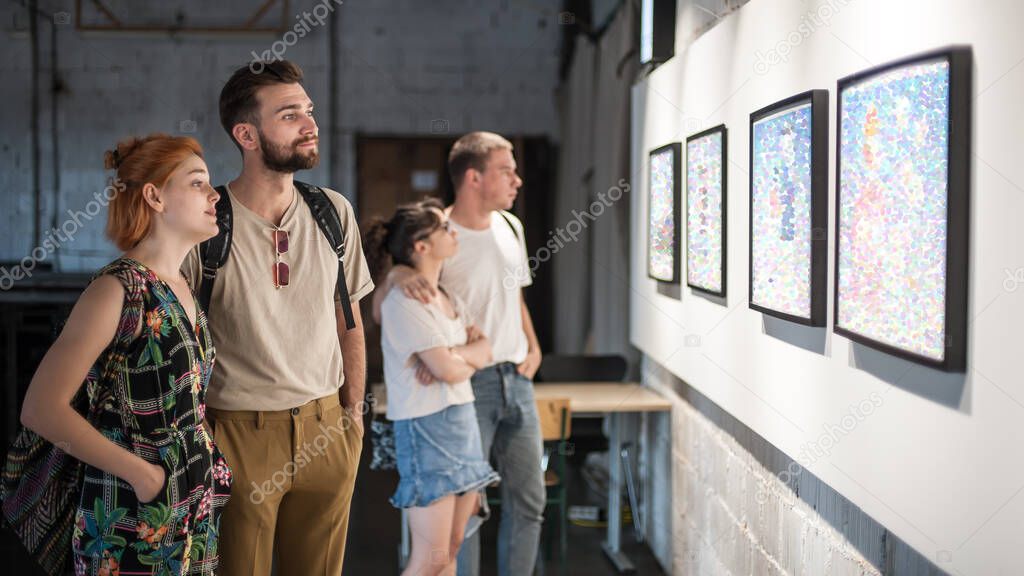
[257,411,265,430]
[316,398,324,421]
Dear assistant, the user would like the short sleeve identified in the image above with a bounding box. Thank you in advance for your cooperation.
[381,292,449,361]
[502,211,533,288]
[516,224,532,288]
[324,188,375,303]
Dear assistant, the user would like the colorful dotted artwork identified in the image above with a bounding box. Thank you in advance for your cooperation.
[751,101,814,319]
[687,128,726,294]
[648,146,678,281]
[837,57,951,361]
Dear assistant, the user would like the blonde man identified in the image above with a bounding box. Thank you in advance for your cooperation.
[374,131,544,576]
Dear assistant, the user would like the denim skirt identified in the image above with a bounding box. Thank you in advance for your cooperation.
[390,402,500,509]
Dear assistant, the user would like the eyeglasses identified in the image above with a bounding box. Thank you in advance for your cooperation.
[273,229,289,289]
[413,220,453,242]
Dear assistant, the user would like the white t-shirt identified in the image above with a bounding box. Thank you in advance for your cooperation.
[441,211,531,366]
[381,289,476,420]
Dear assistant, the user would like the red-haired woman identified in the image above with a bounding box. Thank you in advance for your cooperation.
[18,134,231,575]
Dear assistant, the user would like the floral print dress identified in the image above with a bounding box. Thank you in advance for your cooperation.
[71,258,232,576]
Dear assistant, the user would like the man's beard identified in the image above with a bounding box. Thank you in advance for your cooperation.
[258,130,319,173]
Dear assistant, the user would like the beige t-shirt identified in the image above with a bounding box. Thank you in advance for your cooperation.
[182,184,374,411]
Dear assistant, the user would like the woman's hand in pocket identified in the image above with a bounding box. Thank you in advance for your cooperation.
[131,460,166,504]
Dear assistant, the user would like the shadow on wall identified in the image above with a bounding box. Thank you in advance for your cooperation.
[761,316,969,412]
[850,344,970,413]
[763,316,827,355]
[656,282,681,300]
[689,289,726,307]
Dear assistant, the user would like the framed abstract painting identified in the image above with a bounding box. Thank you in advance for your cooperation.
[835,46,971,371]
[647,143,682,283]
[686,124,727,297]
[748,90,829,326]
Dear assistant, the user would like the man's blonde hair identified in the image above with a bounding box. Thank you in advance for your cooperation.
[448,131,513,189]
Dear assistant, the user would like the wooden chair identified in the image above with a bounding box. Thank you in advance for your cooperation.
[536,396,572,575]
[535,354,627,443]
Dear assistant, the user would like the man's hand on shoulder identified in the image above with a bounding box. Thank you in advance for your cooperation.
[392,265,435,304]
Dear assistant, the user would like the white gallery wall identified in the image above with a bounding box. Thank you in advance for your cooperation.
[630,0,1024,573]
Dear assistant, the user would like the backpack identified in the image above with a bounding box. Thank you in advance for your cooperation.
[1,262,140,575]
[198,181,355,329]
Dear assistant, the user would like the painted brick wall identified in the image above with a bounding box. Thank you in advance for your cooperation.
[0,0,561,272]
[642,356,946,575]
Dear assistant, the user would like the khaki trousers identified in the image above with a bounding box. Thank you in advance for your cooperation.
[206,393,363,576]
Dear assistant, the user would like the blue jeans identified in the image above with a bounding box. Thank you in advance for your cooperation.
[456,362,545,576]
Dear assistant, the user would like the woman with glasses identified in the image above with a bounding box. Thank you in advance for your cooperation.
[365,197,500,576]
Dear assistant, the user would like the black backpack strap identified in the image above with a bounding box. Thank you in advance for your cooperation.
[197,185,233,313]
[295,181,356,331]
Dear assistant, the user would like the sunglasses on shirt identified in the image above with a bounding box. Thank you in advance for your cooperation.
[273,229,289,288]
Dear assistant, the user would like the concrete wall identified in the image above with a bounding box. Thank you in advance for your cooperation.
[631,0,1024,574]
[0,0,561,273]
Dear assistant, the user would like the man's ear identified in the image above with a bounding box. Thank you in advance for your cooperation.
[457,169,479,194]
[232,123,260,152]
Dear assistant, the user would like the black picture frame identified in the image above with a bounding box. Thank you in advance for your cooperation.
[834,45,971,372]
[646,142,682,283]
[748,90,829,326]
[685,124,728,297]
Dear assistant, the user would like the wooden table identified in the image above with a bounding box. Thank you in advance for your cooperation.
[532,382,672,413]
[370,382,670,415]
[536,384,670,573]
[370,381,671,573]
